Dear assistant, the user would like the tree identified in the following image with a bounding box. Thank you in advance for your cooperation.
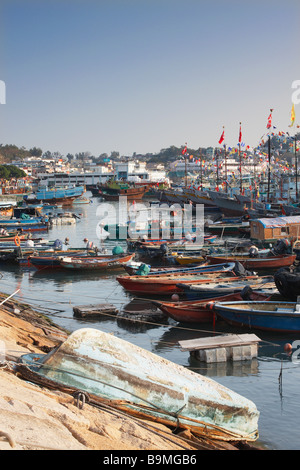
[29,147,43,157]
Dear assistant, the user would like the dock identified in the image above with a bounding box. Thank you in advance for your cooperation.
[178,333,261,363]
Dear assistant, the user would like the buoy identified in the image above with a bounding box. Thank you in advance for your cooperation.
[171,294,179,301]
[284,343,292,353]
[14,235,21,247]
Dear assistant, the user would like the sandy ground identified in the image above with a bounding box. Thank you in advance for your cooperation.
[0,295,202,451]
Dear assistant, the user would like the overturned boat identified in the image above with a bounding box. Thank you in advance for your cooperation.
[18,328,259,442]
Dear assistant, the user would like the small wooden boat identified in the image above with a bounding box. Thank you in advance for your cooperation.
[153,290,272,323]
[123,261,234,276]
[207,253,296,270]
[177,276,275,300]
[18,327,259,442]
[59,253,134,271]
[213,300,300,333]
[116,271,258,295]
[28,252,133,270]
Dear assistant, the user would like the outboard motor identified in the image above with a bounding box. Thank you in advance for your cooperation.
[273,238,290,255]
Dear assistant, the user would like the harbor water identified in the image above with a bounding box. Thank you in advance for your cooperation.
[1,194,300,450]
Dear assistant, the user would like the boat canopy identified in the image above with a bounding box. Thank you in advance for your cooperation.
[255,216,300,228]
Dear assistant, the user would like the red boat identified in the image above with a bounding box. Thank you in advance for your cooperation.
[206,254,296,270]
[116,272,258,295]
[152,291,271,323]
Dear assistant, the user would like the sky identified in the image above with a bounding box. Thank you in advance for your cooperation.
[0,0,299,157]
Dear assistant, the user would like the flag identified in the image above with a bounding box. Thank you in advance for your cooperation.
[267,109,273,129]
[289,104,295,127]
[238,123,242,143]
[181,144,187,155]
[219,127,225,144]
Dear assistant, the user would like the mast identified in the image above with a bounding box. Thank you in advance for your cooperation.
[224,144,228,192]
[267,135,271,203]
[295,133,298,201]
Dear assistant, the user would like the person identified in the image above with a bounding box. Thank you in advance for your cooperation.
[84,238,94,249]
[249,245,259,258]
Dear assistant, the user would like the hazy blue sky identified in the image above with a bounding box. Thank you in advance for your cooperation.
[1,0,299,157]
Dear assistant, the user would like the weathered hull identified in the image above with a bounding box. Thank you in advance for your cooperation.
[19,328,259,441]
[207,255,296,270]
[213,301,300,333]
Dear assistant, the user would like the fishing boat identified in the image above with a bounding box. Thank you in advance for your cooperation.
[116,270,258,296]
[24,185,85,204]
[206,253,296,270]
[213,300,300,333]
[98,180,148,201]
[58,253,134,271]
[177,277,275,300]
[205,217,250,236]
[17,327,259,442]
[27,252,132,270]
[153,290,272,323]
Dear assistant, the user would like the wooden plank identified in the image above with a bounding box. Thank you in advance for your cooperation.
[73,303,118,318]
[178,334,261,352]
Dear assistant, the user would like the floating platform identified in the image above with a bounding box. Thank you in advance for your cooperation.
[179,333,261,363]
[73,303,118,319]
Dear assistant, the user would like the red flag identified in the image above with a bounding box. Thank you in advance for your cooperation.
[267,109,273,129]
[218,127,225,144]
[181,144,187,155]
[238,123,242,143]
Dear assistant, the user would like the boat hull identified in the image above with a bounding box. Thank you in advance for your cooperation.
[116,273,258,295]
[213,301,300,333]
[18,328,259,441]
[59,253,134,270]
[153,292,271,323]
[207,254,296,270]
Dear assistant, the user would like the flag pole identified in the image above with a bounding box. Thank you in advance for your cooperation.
[267,135,271,203]
[239,122,242,194]
[224,144,228,193]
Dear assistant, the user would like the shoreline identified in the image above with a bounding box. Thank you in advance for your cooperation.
[0,292,260,451]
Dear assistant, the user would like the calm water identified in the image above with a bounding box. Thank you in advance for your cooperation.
[1,194,300,450]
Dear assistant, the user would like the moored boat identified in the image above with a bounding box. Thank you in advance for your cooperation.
[206,253,296,270]
[177,276,275,300]
[59,253,134,271]
[17,327,260,442]
[153,290,272,323]
[116,271,258,295]
[213,300,300,333]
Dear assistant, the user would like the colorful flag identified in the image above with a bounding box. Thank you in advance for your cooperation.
[218,127,225,144]
[181,144,187,155]
[267,109,273,129]
[289,104,295,127]
[238,123,242,143]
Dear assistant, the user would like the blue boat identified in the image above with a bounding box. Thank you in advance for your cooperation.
[177,277,275,300]
[213,300,300,333]
[24,185,84,204]
[0,219,48,232]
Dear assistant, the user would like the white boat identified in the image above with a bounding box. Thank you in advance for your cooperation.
[19,328,259,442]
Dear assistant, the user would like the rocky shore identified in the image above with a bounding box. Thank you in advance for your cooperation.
[0,293,211,451]
[0,292,259,451]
